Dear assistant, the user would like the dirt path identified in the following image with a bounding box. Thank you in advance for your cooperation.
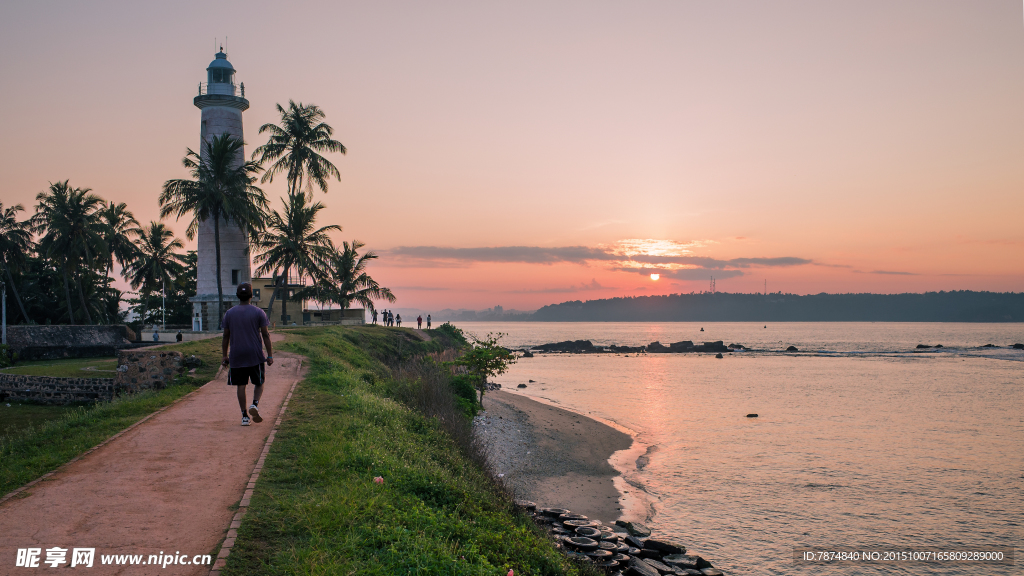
[412,329,432,341]
[0,335,304,575]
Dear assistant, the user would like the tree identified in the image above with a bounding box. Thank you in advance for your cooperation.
[32,181,107,324]
[0,202,34,323]
[160,134,267,328]
[298,239,395,314]
[97,201,141,322]
[453,333,517,404]
[125,222,187,330]
[252,191,339,323]
[252,100,347,197]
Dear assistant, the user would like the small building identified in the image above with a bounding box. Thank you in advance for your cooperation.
[252,277,365,326]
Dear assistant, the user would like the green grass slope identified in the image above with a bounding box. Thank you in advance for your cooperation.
[224,326,590,576]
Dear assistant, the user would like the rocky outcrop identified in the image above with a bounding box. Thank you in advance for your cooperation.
[532,340,604,353]
[114,351,185,395]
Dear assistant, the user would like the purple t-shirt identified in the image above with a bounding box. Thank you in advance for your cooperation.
[223,304,269,368]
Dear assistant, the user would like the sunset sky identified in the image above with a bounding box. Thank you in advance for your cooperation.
[2,1,1022,311]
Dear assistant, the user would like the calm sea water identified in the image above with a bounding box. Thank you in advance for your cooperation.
[453,322,1023,576]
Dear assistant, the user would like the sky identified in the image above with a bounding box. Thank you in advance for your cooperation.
[1,1,1023,311]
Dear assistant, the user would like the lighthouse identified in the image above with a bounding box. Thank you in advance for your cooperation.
[190,48,256,331]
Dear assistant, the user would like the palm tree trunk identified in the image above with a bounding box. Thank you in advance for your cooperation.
[264,272,280,320]
[62,265,76,324]
[214,211,225,330]
[280,265,288,324]
[3,263,31,324]
[140,289,150,334]
[76,274,94,324]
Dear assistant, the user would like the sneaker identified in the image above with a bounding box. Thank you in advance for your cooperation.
[241,415,250,426]
[248,404,262,423]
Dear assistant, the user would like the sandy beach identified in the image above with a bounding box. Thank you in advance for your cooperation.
[475,389,634,523]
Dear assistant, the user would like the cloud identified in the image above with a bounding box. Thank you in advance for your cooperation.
[507,278,613,294]
[853,270,918,276]
[616,267,746,280]
[386,245,617,264]
[628,255,811,268]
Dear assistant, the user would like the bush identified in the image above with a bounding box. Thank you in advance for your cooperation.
[0,344,17,368]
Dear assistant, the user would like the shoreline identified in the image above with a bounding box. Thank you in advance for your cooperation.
[475,389,653,524]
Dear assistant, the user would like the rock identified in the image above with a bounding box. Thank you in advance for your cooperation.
[715,353,723,359]
[916,344,931,349]
[517,383,527,388]
[586,549,614,559]
[534,340,604,353]
[663,555,700,569]
[564,519,602,529]
[644,539,686,555]
[700,569,724,576]
[669,341,694,352]
[624,534,647,549]
[637,548,662,559]
[646,341,671,353]
[628,547,642,556]
[576,527,602,538]
[618,522,652,538]
[540,507,570,517]
[642,558,676,573]
[529,379,536,382]
[1014,343,1024,350]
[521,350,534,358]
[934,344,943,348]
[560,513,588,521]
[513,499,536,511]
[746,413,758,418]
[676,570,702,576]
[727,343,746,350]
[982,344,996,348]
[610,344,646,353]
[625,557,660,576]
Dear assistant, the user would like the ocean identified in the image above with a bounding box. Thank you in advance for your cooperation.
[451,322,1023,575]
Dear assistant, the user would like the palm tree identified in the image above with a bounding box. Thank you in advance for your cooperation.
[298,240,395,314]
[253,192,339,323]
[98,202,142,323]
[98,201,142,280]
[252,100,347,196]
[125,222,187,330]
[32,181,107,324]
[0,202,34,323]
[160,134,268,328]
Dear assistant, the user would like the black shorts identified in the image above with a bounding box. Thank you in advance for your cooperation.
[228,364,265,386]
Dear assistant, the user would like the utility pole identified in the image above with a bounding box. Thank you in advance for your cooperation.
[2,279,6,346]
[162,278,166,331]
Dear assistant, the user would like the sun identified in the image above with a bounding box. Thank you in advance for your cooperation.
[650,273,660,281]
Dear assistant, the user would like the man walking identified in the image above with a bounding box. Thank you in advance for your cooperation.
[222,283,274,426]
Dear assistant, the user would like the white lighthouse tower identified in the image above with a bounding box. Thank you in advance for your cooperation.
[190,48,255,331]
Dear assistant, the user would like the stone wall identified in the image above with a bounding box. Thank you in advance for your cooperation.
[7,325,136,361]
[0,374,114,405]
[0,350,187,405]
[114,350,185,396]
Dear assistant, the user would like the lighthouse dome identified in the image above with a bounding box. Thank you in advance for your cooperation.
[207,51,236,86]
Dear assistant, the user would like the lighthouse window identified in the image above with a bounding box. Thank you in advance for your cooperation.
[208,68,233,84]
[231,269,239,285]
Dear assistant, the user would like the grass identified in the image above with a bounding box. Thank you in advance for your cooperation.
[224,326,591,576]
[0,336,225,497]
[0,357,119,377]
[1,403,86,437]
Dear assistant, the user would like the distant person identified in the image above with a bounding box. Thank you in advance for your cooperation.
[388,310,394,326]
[427,314,431,329]
[222,282,274,427]
[152,329,159,342]
[396,313,402,327]
[417,315,422,329]
[371,309,377,325]
[176,330,183,342]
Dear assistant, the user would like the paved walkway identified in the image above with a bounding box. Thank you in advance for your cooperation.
[0,337,304,575]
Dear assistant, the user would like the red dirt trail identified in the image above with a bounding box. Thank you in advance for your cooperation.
[0,337,304,575]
